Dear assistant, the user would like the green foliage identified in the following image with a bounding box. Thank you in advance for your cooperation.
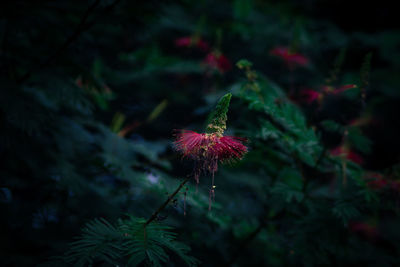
[64,218,123,266]
[321,120,344,133]
[206,93,232,135]
[332,199,361,226]
[2,1,400,266]
[236,59,253,69]
[61,217,199,267]
[347,127,372,154]
[121,216,199,267]
[235,69,322,167]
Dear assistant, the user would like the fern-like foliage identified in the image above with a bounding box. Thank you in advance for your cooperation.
[235,65,322,167]
[206,93,232,135]
[64,218,123,266]
[332,199,361,226]
[61,216,199,267]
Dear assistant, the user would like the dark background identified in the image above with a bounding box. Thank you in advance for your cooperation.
[1,0,400,266]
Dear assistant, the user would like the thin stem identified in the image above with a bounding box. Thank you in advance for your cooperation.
[208,171,215,211]
[208,190,212,211]
[144,177,190,227]
[183,189,187,216]
[341,159,347,186]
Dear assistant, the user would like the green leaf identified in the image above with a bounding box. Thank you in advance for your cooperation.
[236,59,253,69]
[206,93,232,135]
[320,120,344,133]
[63,216,199,266]
[332,199,360,225]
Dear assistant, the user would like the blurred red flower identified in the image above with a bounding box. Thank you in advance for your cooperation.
[330,146,363,164]
[364,172,400,193]
[349,221,378,239]
[175,36,210,51]
[204,52,232,73]
[299,84,357,104]
[349,115,373,127]
[300,89,323,104]
[322,84,357,95]
[365,172,388,190]
[270,46,309,68]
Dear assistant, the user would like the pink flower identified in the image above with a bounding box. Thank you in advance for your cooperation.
[270,46,309,68]
[175,36,210,51]
[364,172,400,192]
[330,146,363,164]
[300,89,323,104]
[322,84,357,95]
[174,130,247,182]
[298,84,357,104]
[368,179,389,190]
[346,151,363,164]
[334,84,357,94]
[365,172,388,190]
[175,37,192,47]
[196,39,210,51]
[349,116,373,127]
[174,130,247,211]
[204,52,232,73]
[349,221,378,239]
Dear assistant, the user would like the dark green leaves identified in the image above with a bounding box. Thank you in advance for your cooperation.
[206,93,232,135]
[63,216,199,267]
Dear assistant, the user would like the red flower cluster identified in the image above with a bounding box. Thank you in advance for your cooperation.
[330,146,363,164]
[204,52,232,73]
[175,36,210,51]
[270,46,309,68]
[365,172,400,192]
[174,130,247,180]
[349,221,378,239]
[322,84,357,95]
[349,116,373,127]
[300,89,323,104]
[365,172,387,190]
[174,130,247,210]
[174,35,232,74]
[299,84,357,104]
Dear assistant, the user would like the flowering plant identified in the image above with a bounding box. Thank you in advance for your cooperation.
[174,93,248,209]
[204,51,232,73]
[270,46,309,68]
[175,36,210,51]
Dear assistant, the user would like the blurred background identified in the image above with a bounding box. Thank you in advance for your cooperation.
[1,0,400,266]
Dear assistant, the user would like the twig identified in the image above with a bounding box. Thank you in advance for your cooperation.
[144,177,190,227]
